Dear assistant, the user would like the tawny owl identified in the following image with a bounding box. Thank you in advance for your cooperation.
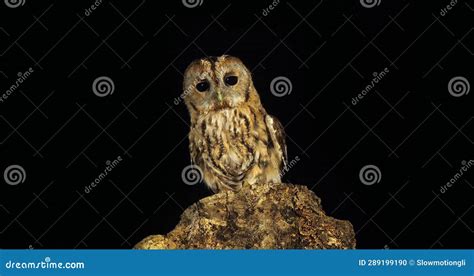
[183,55,287,193]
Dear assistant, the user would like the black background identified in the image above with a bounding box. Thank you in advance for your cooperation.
[1,0,473,249]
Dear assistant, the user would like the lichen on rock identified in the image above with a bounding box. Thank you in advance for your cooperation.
[134,183,356,249]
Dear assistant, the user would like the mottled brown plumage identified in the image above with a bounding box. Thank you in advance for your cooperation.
[183,55,287,193]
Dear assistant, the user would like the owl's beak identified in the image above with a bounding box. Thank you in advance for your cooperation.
[216,90,223,102]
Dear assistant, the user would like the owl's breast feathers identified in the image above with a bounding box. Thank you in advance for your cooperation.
[189,105,287,192]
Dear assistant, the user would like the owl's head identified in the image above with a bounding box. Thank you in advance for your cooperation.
[183,55,257,115]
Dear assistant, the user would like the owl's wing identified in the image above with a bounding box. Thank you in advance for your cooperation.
[265,115,288,170]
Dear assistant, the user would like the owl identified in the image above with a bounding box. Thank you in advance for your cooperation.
[183,55,287,193]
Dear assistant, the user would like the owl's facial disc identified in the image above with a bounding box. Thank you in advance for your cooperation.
[183,55,252,113]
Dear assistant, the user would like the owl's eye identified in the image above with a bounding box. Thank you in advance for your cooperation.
[196,80,210,92]
[224,75,238,86]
